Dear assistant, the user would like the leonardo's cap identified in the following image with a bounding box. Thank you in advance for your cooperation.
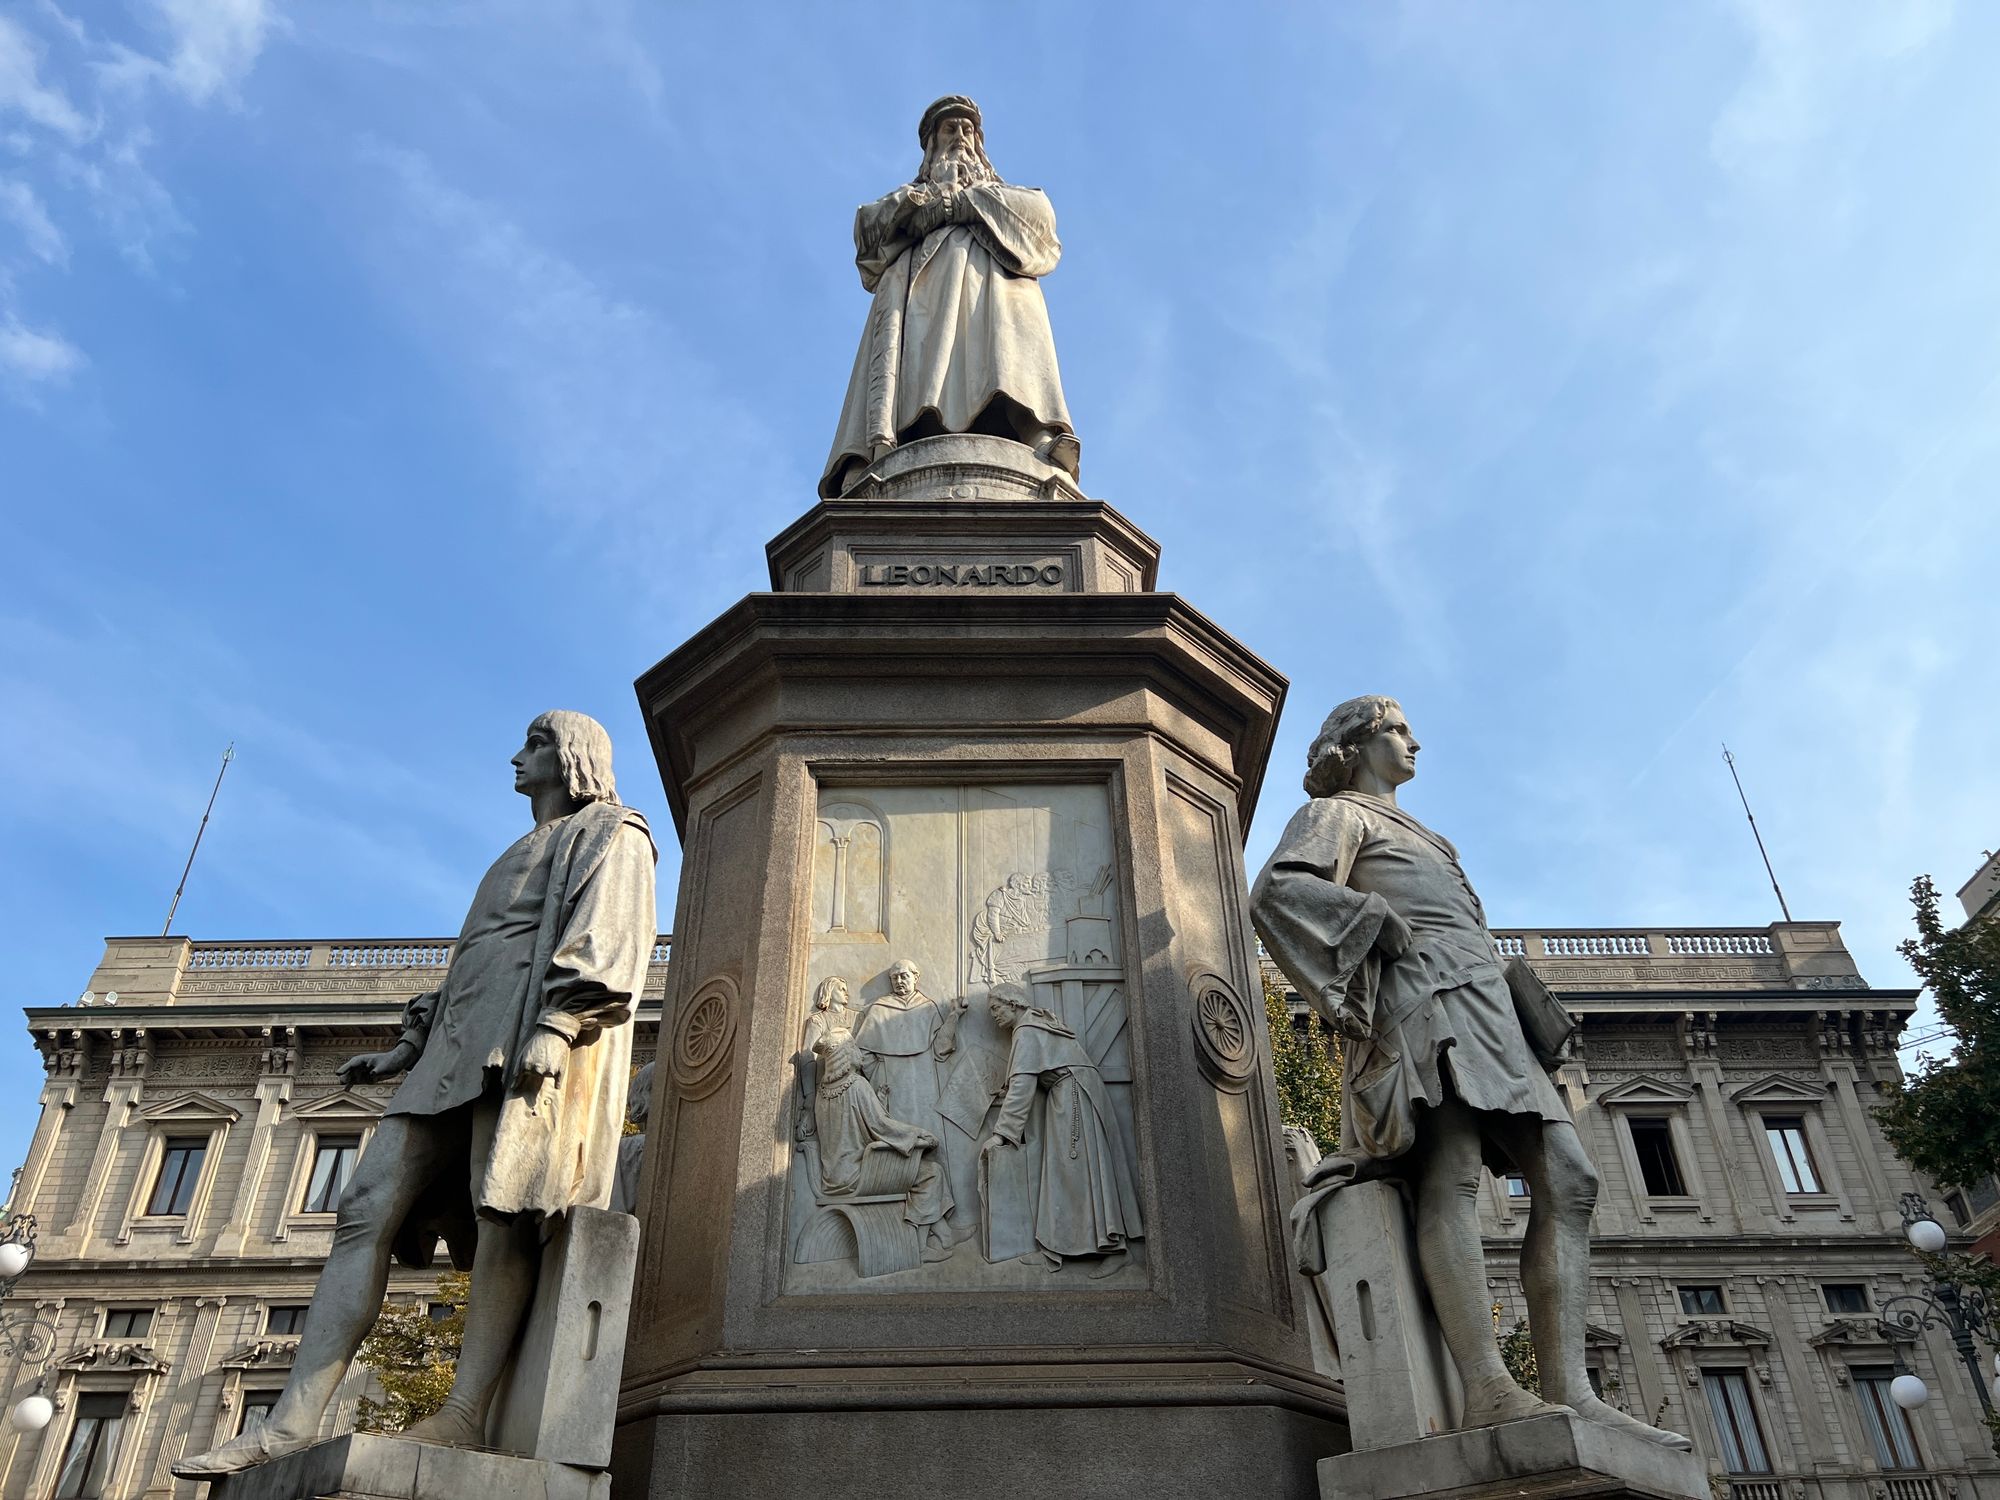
[918,94,981,146]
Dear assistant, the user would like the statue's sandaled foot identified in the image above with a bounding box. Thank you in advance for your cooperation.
[921,1229,953,1263]
[1459,1375,1571,1429]
[172,1427,307,1478]
[1015,1250,1062,1273]
[1568,1393,1693,1450]
[1031,428,1080,477]
[403,1404,487,1448]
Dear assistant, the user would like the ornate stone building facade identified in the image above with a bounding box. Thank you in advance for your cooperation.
[1269,920,1998,1500]
[0,936,665,1500]
[6,921,1993,1498]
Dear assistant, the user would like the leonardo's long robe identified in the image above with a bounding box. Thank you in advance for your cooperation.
[820,179,1076,497]
[384,799,656,1265]
[851,992,957,1223]
[990,1014,1142,1259]
[1250,791,1566,1271]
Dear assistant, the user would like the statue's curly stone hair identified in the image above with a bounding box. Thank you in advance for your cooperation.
[528,710,619,806]
[1303,695,1401,799]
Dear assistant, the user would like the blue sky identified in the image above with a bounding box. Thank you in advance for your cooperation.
[3,1,1995,1180]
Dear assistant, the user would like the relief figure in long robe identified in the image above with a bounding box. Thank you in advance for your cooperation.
[979,981,1141,1275]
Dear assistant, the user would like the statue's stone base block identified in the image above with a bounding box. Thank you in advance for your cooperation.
[616,1401,1343,1500]
[1319,1413,1707,1500]
[1313,1178,1460,1448]
[197,1434,609,1500]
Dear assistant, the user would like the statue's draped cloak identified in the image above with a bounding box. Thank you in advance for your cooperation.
[1251,792,1566,1272]
[990,1014,1142,1259]
[820,180,1076,497]
[384,799,656,1267]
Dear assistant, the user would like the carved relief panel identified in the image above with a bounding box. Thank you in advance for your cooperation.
[783,782,1143,1294]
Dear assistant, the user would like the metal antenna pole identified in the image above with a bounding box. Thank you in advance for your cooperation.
[1722,744,1792,923]
[162,744,235,936]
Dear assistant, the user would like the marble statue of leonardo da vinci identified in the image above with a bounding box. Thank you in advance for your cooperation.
[820,95,1079,498]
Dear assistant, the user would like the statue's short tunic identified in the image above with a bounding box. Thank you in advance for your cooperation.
[388,821,560,1118]
[1252,792,1568,1172]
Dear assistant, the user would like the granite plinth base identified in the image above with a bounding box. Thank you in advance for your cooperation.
[1319,1413,1707,1500]
[615,1398,1345,1500]
[195,1434,609,1500]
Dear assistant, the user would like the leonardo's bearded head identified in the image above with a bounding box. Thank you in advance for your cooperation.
[916,94,996,191]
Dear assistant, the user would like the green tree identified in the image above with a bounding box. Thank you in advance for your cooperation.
[1875,876,2000,1191]
[354,1271,467,1433]
[1491,1302,1539,1396]
[1264,978,1342,1151]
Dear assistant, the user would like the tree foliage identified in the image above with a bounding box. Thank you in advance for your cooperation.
[1875,876,2000,1191]
[354,1272,467,1433]
[1492,1303,1540,1396]
[1265,979,1342,1151]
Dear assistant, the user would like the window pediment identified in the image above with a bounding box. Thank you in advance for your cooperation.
[1584,1323,1622,1349]
[1809,1317,1914,1349]
[57,1341,170,1375]
[138,1091,240,1127]
[220,1337,300,1370]
[1728,1073,1827,1105]
[1661,1319,1771,1349]
[1597,1076,1694,1107]
[289,1089,382,1122]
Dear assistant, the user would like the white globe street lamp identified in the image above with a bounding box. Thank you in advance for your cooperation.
[0,1242,30,1282]
[1890,1373,1930,1411]
[6,1394,50,1433]
[1907,1216,1948,1256]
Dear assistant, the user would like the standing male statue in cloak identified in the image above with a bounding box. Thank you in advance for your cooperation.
[176,711,657,1476]
[820,95,1080,498]
[1251,697,1688,1449]
[851,958,966,1253]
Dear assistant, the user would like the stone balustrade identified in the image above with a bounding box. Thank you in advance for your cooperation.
[72,934,671,1009]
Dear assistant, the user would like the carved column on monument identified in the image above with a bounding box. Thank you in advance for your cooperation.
[615,97,1338,1500]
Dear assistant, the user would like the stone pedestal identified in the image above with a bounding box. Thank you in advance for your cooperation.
[1312,1179,1461,1448]
[614,436,1344,1497]
[1319,1412,1708,1500]
[198,1434,609,1500]
[487,1207,638,1468]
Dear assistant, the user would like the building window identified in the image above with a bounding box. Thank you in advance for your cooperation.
[1701,1370,1771,1474]
[1823,1284,1870,1315]
[1628,1117,1687,1196]
[1851,1366,1922,1470]
[298,1136,361,1214]
[238,1390,284,1438]
[1944,1191,1970,1228]
[1504,1172,1530,1199]
[1585,1365,1605,1398]
[53,1393,127,1500]
[427,1302,456,1323]
[1679,1285,1728,1316]
[265,1305,309,1336]
[146,1137,209,1216]
[101,1308,152,1340]
[1763,1116,1822,1194]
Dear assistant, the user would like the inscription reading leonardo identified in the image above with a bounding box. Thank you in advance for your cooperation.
[859,562,1065,587]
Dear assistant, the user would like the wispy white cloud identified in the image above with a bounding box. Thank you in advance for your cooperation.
[0,176,64,262]
[1713,0,1954,174]
[0,1,274,401]
[0,311,82,384]
[358,141,782,598]
[147,0,273,105]
[0,16,90,141]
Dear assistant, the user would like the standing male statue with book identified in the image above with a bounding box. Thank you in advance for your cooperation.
[176,710,656,1477]
[1252,695,1688,1450]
